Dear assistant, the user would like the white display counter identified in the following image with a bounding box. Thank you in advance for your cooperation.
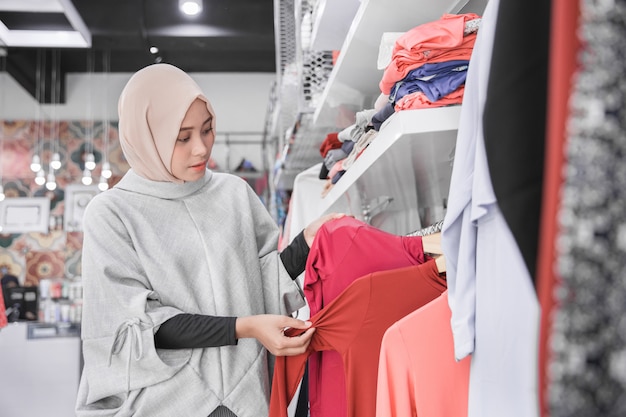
[0,322,82,417]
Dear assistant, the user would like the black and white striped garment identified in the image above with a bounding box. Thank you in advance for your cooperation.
[549,1,626,416]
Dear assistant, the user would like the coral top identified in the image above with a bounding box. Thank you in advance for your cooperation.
[379,13,480,95]
[376,291,470,417]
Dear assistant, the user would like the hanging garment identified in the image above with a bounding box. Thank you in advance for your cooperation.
[546,1,626,416]
[376,291,470,417]
[441,0,540,416]
[280,162,327,252]
[0,286,7,329]
[481,0,551,282]
[536,0,580,415]
[269,260,447,417]
[304,216,428,417]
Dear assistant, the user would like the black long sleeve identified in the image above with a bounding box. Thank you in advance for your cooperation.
[279,230,310,279]
[155,231,309,349]
[154,314,237,349]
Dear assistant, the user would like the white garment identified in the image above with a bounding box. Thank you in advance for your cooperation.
[441,0,539,416]
[286,163,327,246]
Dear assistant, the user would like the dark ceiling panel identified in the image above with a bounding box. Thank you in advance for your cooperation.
[3,0,277,102]
[0,12,73,31]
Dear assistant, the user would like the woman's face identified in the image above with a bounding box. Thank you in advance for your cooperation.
[171,98,215,182]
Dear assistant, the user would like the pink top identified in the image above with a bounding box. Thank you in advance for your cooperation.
[304,216,428,417]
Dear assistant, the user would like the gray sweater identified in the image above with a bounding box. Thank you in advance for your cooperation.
[75,169,305,417]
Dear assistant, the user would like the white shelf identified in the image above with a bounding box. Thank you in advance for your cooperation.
[309,0,361,51]
[319,106,461,234]
[312,0,469,127]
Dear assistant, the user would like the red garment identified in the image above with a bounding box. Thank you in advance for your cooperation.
[0,286,7,329]
[304,216,427,417]
[319,132,342,158]
[376,291,470,417]
[379,13,479,95]
[537,0,580,415]
[269,261,447,417]
[305,216,426,316]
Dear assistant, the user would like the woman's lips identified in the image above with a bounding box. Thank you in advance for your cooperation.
[191,161,206,170]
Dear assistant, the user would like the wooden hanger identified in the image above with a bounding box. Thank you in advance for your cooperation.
[422,232,443,255]
[435,255,446,273]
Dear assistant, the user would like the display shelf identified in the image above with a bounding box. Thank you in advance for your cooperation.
[309,0,361,51]
[312,0,469,127]
[318,106,461,234]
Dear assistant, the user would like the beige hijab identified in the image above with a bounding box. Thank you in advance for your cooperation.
[117,63,216,183]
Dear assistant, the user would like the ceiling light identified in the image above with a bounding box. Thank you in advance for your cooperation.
[50,152,62,170]
[81,168,92,185]
[34,169,46,186]
[84,152,96,170]
[30,154,41,172]
[98,176,109,192]
[46,172,57,191]
[179,0,202,16]
[149,46,159,54]
[101,161,112,179]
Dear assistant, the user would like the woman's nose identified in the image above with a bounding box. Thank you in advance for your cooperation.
[191,135,208,156]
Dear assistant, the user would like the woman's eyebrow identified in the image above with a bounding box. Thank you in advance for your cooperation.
[179,117,212,132]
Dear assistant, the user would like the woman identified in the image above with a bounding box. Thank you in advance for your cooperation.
[75,63,341,417]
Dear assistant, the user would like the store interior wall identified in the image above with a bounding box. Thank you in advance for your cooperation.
[0,71,276,172]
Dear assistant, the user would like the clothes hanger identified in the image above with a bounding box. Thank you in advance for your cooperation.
[422,232,442,256]
[435,255,446,273]
[405,220,445,272]
[406,219,444,237]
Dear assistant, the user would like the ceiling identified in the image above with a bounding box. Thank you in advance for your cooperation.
[0,0,277,103]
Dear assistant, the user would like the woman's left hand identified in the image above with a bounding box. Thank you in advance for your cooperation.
[303,212,347,247]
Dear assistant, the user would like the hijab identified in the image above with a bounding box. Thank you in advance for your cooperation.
[117,63,216,183]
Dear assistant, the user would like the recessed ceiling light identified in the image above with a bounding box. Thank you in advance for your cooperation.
[179,0,202,16]
[149,46,159,54]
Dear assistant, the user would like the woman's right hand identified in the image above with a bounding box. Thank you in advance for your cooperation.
[235,314,316,356]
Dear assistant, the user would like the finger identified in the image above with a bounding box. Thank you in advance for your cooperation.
[278,328,316,355]
[282,317,312,330]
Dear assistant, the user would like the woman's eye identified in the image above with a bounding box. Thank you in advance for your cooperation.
[177,137,190,143]
[202,128,213,135]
